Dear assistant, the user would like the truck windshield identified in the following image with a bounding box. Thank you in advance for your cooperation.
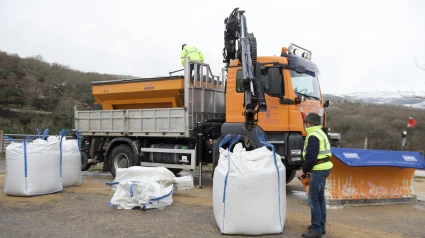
[290,70,321,101]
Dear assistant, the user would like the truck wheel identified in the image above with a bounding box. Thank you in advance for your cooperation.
[109,144,135,178]
[286,169,297,184]
[211,137,222,178]
[81,151,91,171]
[168,168,183,174]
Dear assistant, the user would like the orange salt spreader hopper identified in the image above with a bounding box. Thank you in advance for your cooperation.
[92,76,220,110]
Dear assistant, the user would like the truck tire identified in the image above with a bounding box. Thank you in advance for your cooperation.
[81,151,91,171]
[286,169,297,184]
[168,168,183,174]
[109,144,136,178]
[211,137,222,173]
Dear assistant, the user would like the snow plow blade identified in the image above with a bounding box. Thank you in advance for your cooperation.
[326,148,425,206]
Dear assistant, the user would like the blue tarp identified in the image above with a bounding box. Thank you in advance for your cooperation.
[331,147,425,169]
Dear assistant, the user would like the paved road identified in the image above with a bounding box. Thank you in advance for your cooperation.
[1,154,425,238]
[0,170,293,238]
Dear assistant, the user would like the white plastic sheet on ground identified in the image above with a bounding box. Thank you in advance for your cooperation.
[107,166,194,210]
[4,138,63,196]
[47,136,82,187]
[213,142,286,235]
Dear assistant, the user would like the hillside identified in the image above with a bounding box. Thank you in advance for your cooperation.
[0,50,424,152]
[0,50,124,133]
[323,91,425,109]
[325,101,425,152]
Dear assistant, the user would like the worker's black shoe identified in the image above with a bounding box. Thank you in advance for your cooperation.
[302,230,322,238]
[308,225,326,234]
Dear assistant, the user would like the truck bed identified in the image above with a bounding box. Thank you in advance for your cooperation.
[74,62,226,138]
[74,107,187,137]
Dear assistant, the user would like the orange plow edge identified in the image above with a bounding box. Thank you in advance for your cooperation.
[324,148,425,206]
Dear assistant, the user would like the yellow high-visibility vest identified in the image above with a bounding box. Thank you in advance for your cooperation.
[181,45,204,66]
[302,125,333,170]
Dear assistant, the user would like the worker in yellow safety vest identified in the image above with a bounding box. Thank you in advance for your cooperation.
[181,44,204,78]
[299,112,333,238]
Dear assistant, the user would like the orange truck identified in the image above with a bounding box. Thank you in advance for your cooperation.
[73,8,340,187]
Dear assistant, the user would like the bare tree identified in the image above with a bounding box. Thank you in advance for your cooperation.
[53,99,75,129]
[398,57,425,99]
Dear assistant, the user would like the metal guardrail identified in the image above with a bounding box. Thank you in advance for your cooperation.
[1,133,73,152]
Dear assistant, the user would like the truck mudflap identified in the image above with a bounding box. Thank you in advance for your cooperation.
[326,148,425,206]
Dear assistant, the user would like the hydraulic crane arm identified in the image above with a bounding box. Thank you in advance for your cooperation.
[222,8,267,133]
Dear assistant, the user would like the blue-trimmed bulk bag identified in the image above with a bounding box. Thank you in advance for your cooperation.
[47,135,82,187]
[213,133,287,235]
[106,167,177,210]
[4,137,63,196]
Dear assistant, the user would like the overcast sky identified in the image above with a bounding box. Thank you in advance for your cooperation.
[1,0,425,94]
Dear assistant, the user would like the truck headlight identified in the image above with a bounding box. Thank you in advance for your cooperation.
[291,149,301,156]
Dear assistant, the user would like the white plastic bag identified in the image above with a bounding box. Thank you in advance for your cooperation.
[4,138,63,196]
[173,175,194,190]
[213,141,286,235]
[113,166,176,186]
[107,166,193,210]
[109,181,174,210]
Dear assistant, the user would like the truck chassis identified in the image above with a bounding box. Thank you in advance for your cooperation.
[74,61,226,187]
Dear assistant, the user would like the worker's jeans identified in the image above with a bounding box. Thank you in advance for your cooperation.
[308,169,331,233]
[190,64,201,79]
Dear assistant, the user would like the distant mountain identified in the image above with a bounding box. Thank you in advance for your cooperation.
[323,91,425,109]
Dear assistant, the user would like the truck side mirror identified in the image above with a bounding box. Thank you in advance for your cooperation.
[267,67,284,97]
[324,100,330,108]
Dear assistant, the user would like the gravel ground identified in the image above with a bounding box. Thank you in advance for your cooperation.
[0,155,425,238]
[416,170,425,177]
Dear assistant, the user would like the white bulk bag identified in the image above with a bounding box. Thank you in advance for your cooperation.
[61,139,82,187]
[47,136,82,187]
[213,141,286,235]
[107,166,194,210]
[109,181,174,210]
[113,166,176,186]
[4,138,63,196]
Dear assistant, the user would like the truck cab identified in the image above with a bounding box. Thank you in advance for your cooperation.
[217,44,337,183]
